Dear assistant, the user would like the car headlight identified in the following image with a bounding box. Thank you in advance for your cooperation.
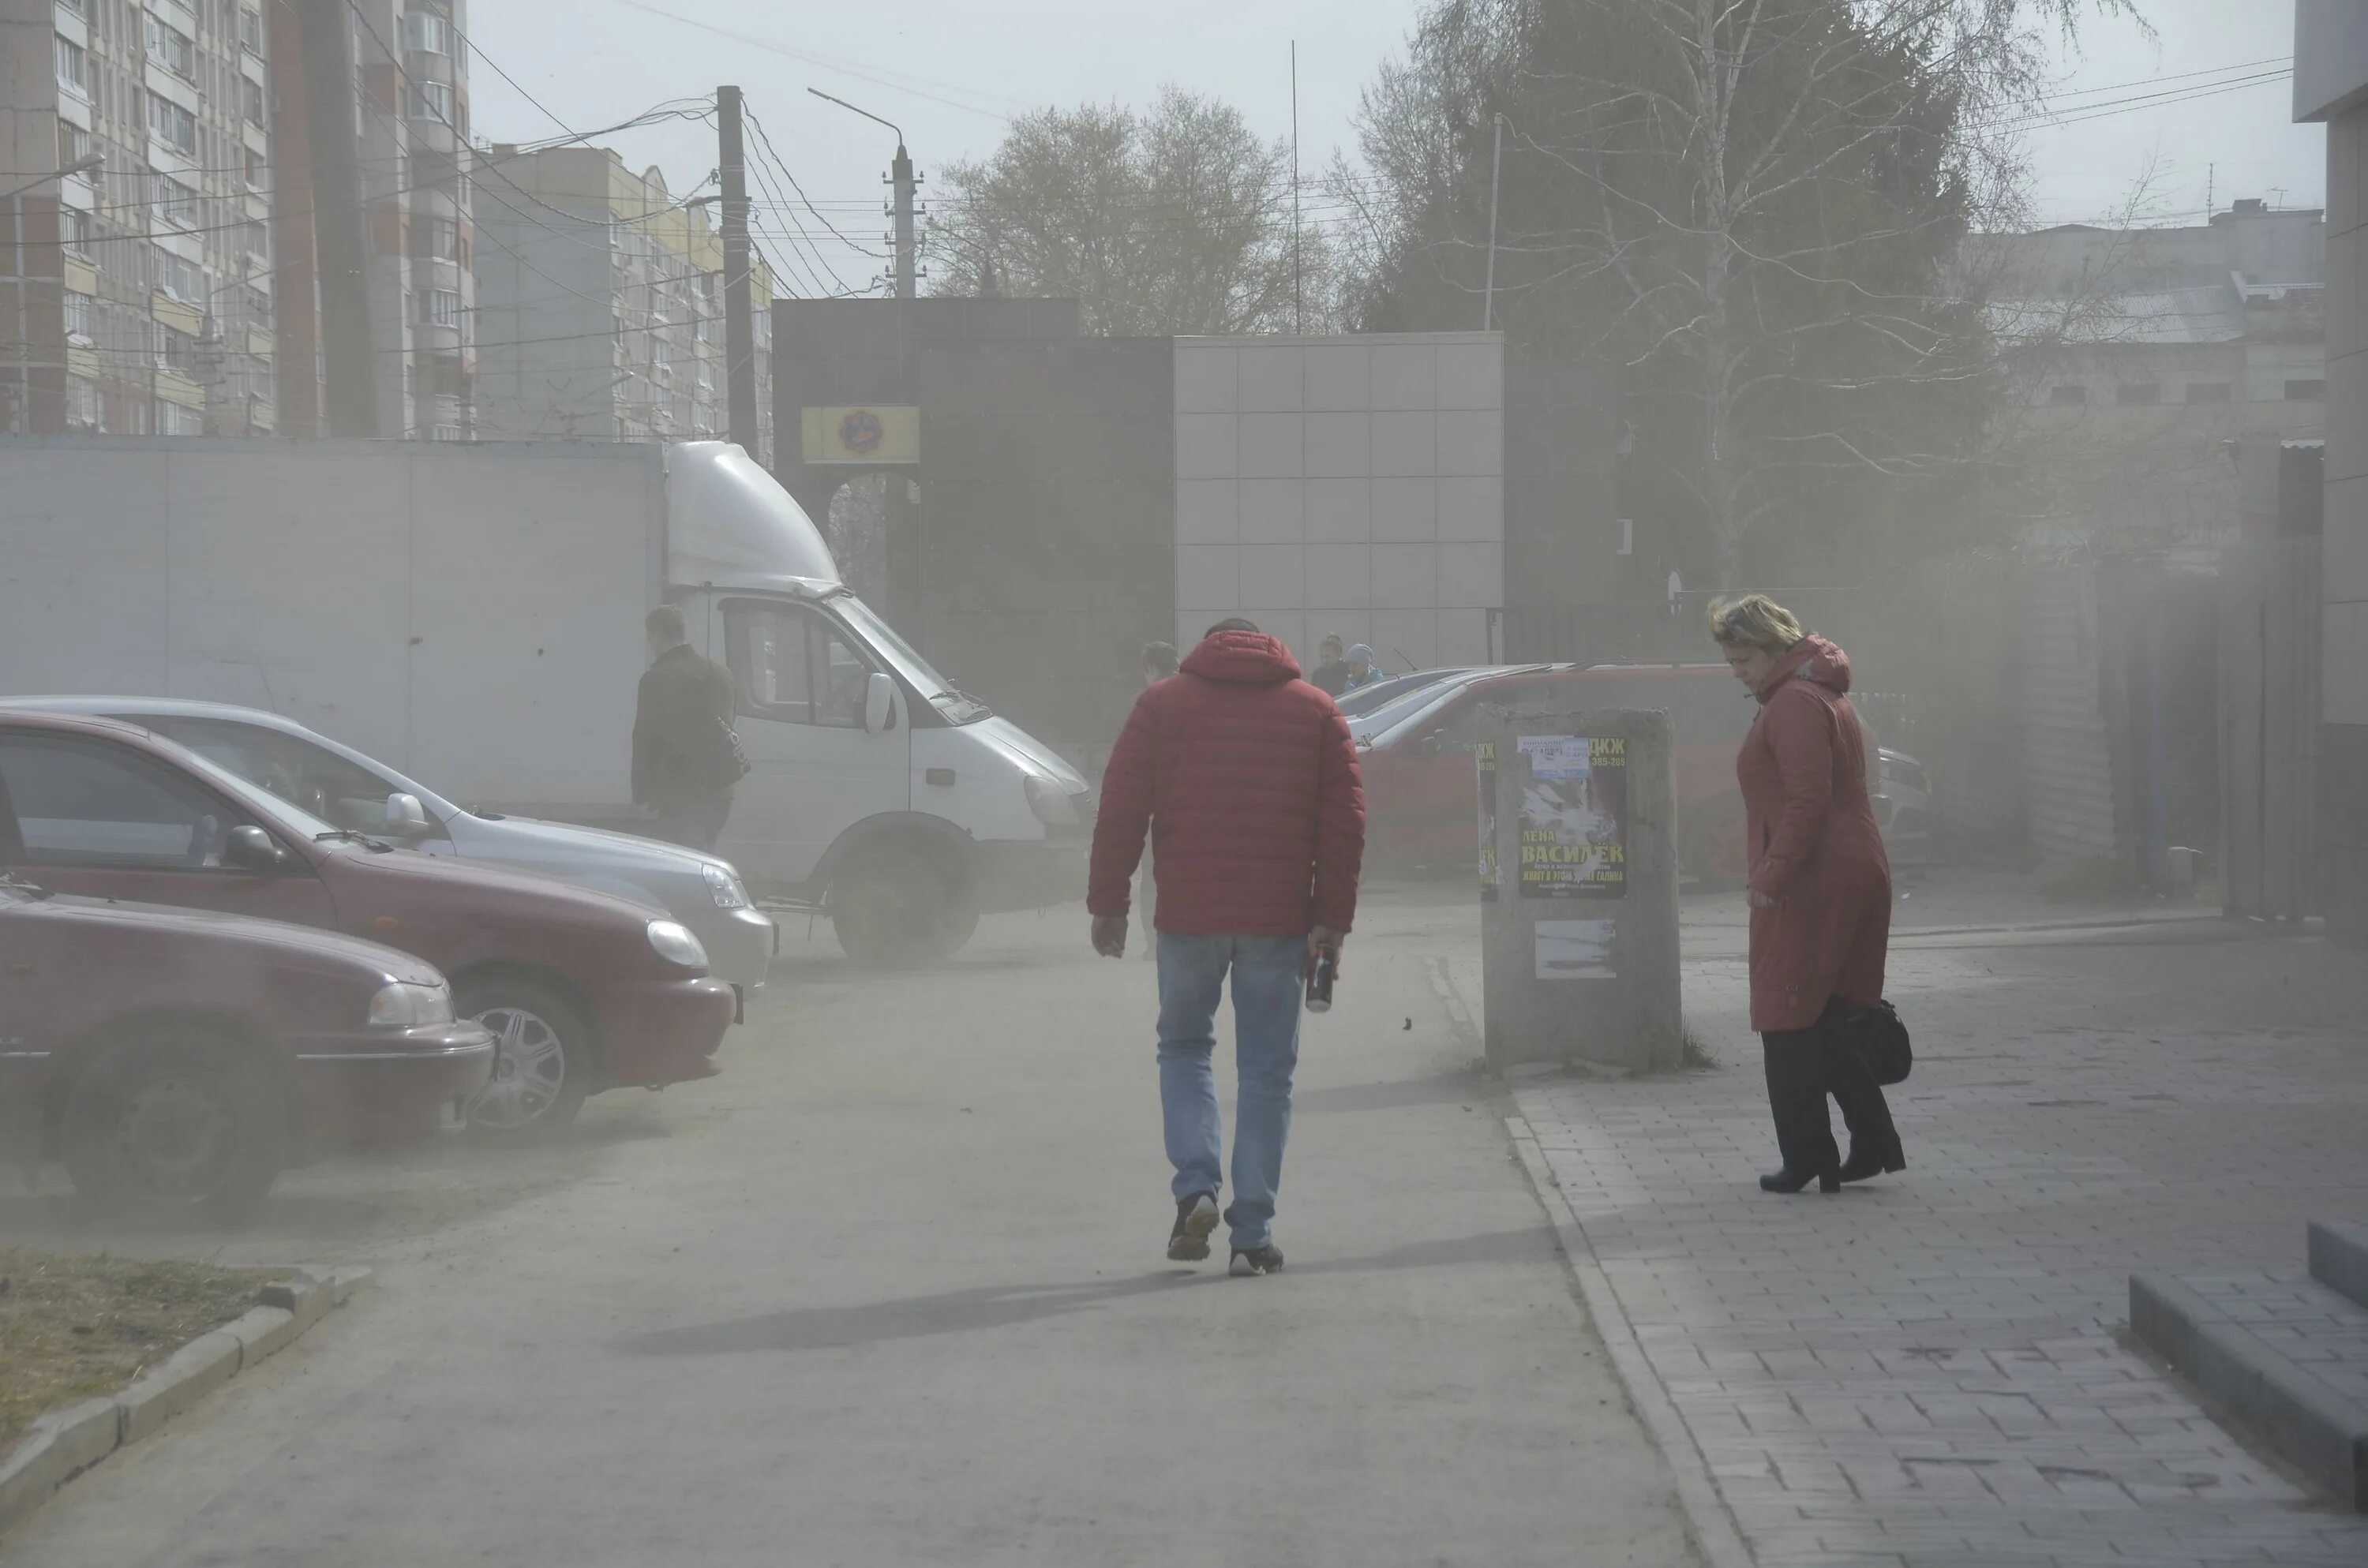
[701,863,751,909]
[1024,773,1081,826]
[369,981,454,1027]
[646,919,710,971]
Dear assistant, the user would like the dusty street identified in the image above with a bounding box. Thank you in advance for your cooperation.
[0,893,1700,1567]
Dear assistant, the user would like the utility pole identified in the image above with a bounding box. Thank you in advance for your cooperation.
[1291,41,1302,333]
[718,85,759,455]
[1482,114,1505,332]
[891,142,917,300]
[299,0,379,436]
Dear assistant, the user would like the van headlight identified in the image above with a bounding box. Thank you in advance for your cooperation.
[369,981,454,1027]
[646,919,710,971]
[1024,774,1081,826]
[701,863,751,909]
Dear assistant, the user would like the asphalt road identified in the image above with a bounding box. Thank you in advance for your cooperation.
[2,892,1700,1567]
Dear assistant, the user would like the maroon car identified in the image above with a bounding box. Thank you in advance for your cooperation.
[0,709,735,1131]
[0,872,493,1216]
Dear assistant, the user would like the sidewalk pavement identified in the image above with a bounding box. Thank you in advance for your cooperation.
[1481,907,2368,1567]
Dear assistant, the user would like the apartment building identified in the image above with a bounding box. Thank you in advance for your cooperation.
[472,143,770,458]
[2,0,276,434]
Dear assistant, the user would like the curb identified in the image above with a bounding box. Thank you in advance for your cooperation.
[0,1263,373,1540]
[1508,1117,1758,1568]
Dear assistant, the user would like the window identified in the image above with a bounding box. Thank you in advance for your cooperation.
[410,217,458,260]
[159,324,200,373]
[2046,384,2087,406]
[241,76,265,126]
[418,288,459,327]
[58,208,90,255]
[62,290,94,342]
[65,376,101,431]
[145,14,194,79]
[428,424,462,442]
[157,400,204,436]
[2184,382,2232,403]
[245,147,266,191]
[405,9,451,54]
[2114,384,2161,406]
[244,219,269,261]
[407,80,452,122]
[155,174,200,229]
[55,34,88,97]
[56,121,89,170]
[722,601,877,728]
[2286,378,2326,402]
[157,251,207,302]
[238,5,262,53]
[0,734,246,869]
[149,92,197,152]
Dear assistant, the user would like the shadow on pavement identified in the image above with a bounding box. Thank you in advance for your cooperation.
[619,1228,1560,1357]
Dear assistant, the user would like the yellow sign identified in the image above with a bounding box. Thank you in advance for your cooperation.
[800,405,920,465]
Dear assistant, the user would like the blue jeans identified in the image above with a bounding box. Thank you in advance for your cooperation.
[1156,932,1306,1250]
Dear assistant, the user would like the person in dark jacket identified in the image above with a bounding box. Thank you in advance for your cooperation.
[1307,632,1353,698]
[1711,594,1903,1195]
[632,604,742,851]
[1088,617,1366,1276]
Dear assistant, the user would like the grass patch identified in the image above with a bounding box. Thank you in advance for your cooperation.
[0,1249,279,1450]
[1682,1025,1722,1072]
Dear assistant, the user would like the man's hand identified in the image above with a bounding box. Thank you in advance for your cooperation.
[1306,926,1345,977]
[1092,915,1128,959]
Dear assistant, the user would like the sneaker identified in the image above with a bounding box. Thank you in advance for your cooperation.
[1228,1244,1285,1278]
[1167,1192,1220,1262]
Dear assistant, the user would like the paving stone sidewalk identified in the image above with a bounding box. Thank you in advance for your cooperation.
[1495,917,2368,1567]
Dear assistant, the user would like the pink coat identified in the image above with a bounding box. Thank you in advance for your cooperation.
[1737,636,1891,1032]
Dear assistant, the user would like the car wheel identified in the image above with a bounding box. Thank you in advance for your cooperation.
[459,979,592,1132]
[60,1027,284,1223]
[832,851,971,965]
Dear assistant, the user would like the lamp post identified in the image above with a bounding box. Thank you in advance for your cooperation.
[7,154,104,432]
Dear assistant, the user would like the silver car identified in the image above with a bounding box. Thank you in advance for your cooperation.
[4,698,775,999]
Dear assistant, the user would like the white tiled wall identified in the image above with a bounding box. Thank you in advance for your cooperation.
[1172,333,1504,672]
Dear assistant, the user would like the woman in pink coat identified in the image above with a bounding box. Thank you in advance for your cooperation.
[1710,595,1904,1194]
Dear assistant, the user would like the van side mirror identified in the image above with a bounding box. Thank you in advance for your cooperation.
[224,825,290,873]
[383,792,433,836]
[864,672,896,735]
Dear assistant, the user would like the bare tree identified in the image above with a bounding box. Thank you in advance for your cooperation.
[1347,0,2143,579]
[933,87,1335,335]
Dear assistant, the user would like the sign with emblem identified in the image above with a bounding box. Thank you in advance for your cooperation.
[800,405,920,465]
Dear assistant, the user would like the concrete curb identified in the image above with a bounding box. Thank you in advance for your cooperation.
[0,1263,373,1540]
[1508,1118,1758,1568]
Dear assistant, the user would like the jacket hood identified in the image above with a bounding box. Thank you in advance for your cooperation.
[1181,630,1303,687]
[1759,634,1853,703]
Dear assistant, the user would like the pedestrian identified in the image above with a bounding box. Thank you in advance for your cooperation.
[1308,632,1354,698]
[1133,641,1180,956]
[1342,643,1381,691]
[1709,594,1904,1194]
[631,604,745,852]
[1088,616,1366,1276]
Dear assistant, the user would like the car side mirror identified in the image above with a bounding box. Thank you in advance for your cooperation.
[383,791,433,836]
[864,672,896,735]
[224,825,290,873]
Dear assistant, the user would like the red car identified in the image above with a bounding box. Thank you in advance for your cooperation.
[0,872,493,1216]
[1355,664,1758,882]
[0,709,735,1131]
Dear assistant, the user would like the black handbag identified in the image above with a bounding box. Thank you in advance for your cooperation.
[1857,1000,1912,1086]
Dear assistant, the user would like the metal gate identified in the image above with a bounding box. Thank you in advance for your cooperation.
[2220,537,2321,919]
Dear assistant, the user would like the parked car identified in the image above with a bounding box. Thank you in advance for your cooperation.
[1359,663,1931,885]
[1872,747,1933,847]
[0,709,735,1132]
[1333,667,1489,718]
[6,698,776,1001]
[0,870,493,1217]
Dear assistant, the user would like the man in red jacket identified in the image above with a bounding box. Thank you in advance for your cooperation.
[1088,619,1366,1277]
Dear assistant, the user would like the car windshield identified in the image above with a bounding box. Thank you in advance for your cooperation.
[829,591,990,724]
[1352,679,1479,745]
[141,730,343,841]
[138,715,462,834]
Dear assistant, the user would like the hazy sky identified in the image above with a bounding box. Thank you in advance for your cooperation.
[464,0,2320,296]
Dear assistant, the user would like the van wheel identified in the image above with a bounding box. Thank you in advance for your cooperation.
[832,851,972,965]
[459,979,592,1133]
[60,1027,284,1224]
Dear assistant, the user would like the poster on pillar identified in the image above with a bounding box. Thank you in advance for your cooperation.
[1516,735,1627,899]
[1476,740,1498,901]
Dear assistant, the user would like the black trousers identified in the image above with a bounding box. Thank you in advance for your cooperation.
[1761,999,1898,1176]
[654,791,733,853]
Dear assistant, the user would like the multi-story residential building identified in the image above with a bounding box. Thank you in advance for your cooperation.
[1967,199,2326,547]
[2,0,277,434]
[471,144,771,458]
[267,0,473,437]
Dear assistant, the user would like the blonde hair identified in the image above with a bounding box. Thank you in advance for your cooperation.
[1707,593,1805,653]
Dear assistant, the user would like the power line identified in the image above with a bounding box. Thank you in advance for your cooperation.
[601,0,1019,122]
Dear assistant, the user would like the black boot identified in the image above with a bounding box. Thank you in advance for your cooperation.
[1838,1137,1906,1184]
[1759,1165,1842,1194]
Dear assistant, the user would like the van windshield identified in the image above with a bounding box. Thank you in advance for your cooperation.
[829,593,991,725]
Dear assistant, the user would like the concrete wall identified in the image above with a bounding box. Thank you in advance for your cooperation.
[2301,2,2368,936]
[1171,333,1504,671]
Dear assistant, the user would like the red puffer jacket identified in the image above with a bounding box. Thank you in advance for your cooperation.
[1088,630,1366,937]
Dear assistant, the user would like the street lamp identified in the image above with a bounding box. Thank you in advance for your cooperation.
[1,152,103,204]
[7,154,105,433]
